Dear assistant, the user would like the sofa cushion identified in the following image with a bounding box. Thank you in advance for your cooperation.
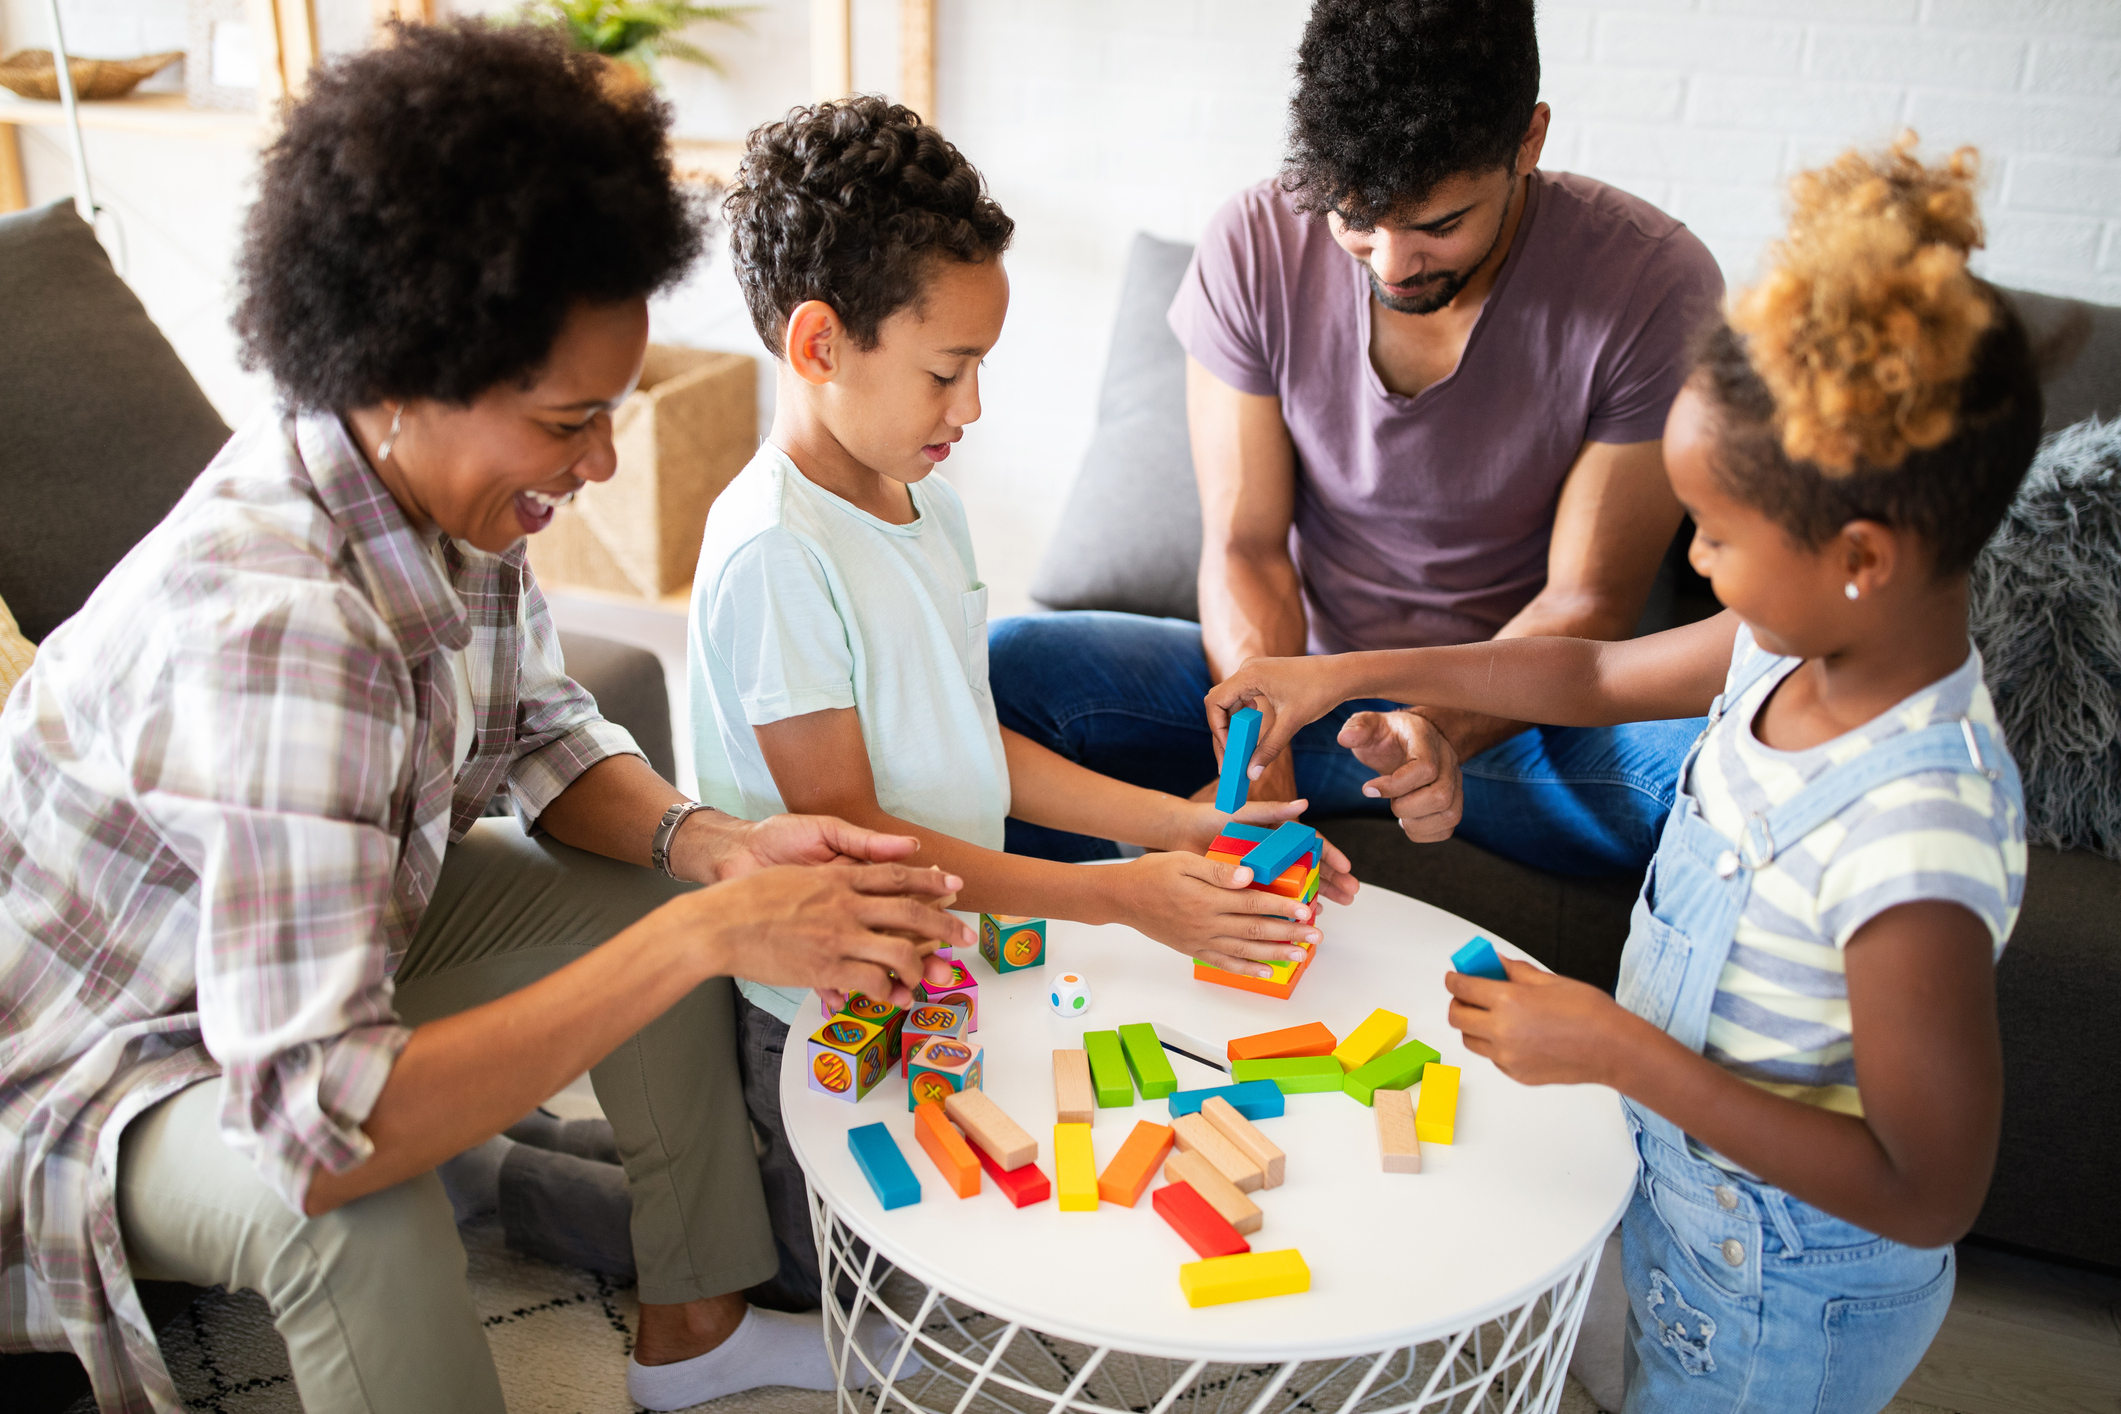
[2003,285,2121,432]
[0,201,231,642]
[556,631,675,783]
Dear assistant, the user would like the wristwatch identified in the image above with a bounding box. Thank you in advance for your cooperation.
[652,801,712,881]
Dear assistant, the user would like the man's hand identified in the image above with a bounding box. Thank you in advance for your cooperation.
[1445,958,1645,1087]
[1339,709,1465,843]
[673,810,924,883]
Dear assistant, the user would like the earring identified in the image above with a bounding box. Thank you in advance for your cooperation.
[1844,582,1860,601]
[377,404,404,462]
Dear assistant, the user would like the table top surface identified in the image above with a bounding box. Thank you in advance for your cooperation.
[779,878,1638,1362]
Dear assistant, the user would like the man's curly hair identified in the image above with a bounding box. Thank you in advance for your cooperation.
[1697,137,2043,577]
[234,21,706,409]
[1282,0,1540,228]
[725,95,1014,357]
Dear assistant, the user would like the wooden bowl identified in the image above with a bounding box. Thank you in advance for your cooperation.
[0,49,184,103]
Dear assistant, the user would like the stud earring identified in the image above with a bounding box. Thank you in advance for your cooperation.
[377,404,404,462]
[1844,582,1860,601]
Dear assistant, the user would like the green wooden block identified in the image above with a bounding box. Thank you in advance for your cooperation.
[1083,1029,1135,1107]
[1343,1038,1444,1106]
[1117,1023,1178,1100]
[1229,1055,1345,1094]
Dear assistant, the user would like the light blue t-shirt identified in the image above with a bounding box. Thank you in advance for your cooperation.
[687,443,1009,1023]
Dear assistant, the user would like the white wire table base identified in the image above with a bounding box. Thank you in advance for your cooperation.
[809,1188,1605,1414]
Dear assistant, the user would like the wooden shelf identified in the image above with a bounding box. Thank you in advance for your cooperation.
[0,92,263,141]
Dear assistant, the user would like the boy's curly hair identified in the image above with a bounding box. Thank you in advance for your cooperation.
[724,95,1014,357]
[1698,135,2044,576]
[1281,0,1540,228]
[234,21,706,410]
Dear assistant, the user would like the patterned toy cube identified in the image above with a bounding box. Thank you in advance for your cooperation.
[806,1016,889,1103]
[907,1036,984,1111]
[900,998,972,1075]
[979,914,1047,973]
[837,992,906,1063]
[920,957,980,1032]
[1049,971,1091,1018]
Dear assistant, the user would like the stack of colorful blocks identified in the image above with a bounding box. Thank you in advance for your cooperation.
[1195,708,1324,1000]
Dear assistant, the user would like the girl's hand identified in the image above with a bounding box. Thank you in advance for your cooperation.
[1204,656,1354,786]
[1168,797,1361,908]
[1111,851,1323,978]
[1444,959,1646,1087]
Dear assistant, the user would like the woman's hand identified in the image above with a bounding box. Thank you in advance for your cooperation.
[1109,852,1323,978]
[682,861,973,1008]
[1166,796,1360,908]
[1444,959,1649,1087]
[676,809,924,883]
[1204,655,1361,785]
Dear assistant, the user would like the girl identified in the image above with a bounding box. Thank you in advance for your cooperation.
[1206,139,2042,1412]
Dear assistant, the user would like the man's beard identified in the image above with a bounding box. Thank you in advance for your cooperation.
[1369,266,1476,315]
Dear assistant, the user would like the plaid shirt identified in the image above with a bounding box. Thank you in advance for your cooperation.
[0,408,640,1411]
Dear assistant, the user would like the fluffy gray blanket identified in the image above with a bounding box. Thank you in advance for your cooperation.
[1970,417,2121,859]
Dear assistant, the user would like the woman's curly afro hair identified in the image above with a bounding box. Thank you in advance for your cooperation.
[1282,0,1540,228]
[1697,135,2043,576]
[724,95,1013,357]
[235,21,706,410]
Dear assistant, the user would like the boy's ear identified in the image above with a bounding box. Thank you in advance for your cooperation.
[785,300,844,386]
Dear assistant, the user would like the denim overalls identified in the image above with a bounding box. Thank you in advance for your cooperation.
[1613,647,2018,1414]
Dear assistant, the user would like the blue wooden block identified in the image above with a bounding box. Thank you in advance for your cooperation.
[1452,936,1509,982]
[1239,821,1317,882]
[1215,708,1263,814]
[1165,1079,1286,1121]
[1216,821,1272,843]
[848,1123,921,1210]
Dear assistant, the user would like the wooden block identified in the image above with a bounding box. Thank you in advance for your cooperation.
[1053,1049,1095,1126]
[1415,1062,1460,1145]
[1193,940,1315,1000]
[973,1143,1051,1207]
[1375,1088,1420,1173]
[1171,1112,1264,1192]
[1332,1008,1409,1073]
[1227,1022,1339,1062]
[1229,1055,1344,1093]
[1096,1120,1175,1208]
[847,1122,920,1210]
[1343,1038,1443,1106]
[1163,1148,1262,1234]
[1153,1181,1250,1259]
[913,1101,981,1198]
[1201,1096,1285,1188]
[1055,1123,1098,1211]
[943,1089,1036,1171]
[907,1037,983,1111]
[1082,1030,1135,1107]
[979,914,1047,973]
[1166,1080,1285,1121]
[1214,706,1262,814]
[1238,821,1317,881]
[1451,936,1508,982]
[1117,1022,1178,1100]
[1179,1248,1310,1308]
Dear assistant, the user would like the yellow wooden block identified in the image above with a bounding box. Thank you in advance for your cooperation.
[1415,1062,1460,1144]
[1055,1123,1098,1210]
[1332,1008,1409,1073]
[1179,1248,1311,1307]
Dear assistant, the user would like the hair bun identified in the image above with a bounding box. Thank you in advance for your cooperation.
[1729,133,1993,476]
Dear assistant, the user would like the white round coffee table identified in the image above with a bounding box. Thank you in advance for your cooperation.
[778,877,1637,1414]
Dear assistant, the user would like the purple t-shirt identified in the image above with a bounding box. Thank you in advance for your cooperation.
[1169,171,1724,655]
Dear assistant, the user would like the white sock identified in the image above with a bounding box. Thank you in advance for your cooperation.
[626,1307,920,1410]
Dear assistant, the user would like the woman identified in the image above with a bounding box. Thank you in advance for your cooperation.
[0,23,964,1414]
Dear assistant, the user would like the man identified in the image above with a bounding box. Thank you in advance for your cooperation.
[992,0,1724,877]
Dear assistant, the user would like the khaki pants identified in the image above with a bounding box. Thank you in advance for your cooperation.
[115,817,778,1413]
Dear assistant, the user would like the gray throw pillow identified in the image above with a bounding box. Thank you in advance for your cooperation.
[1999,285,2121,433]
[1028,232,1204,621]
[1970,416,2121,859]
[0,201,232,642]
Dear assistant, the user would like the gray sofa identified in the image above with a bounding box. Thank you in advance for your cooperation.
[1031,233,2121,1272]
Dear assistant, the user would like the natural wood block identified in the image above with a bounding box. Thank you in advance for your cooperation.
[1053,1048,1095,1126]
[1171,1112,1263,1192]
[1096,1120,1175,1208]
[943,1089,1035,1171]
[1201,1095,1285,1188]
[1163,1148,1262,1235]
[1375,1088,1420,1174]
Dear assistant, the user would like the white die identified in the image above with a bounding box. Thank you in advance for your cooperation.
[1049,972,1091,1018]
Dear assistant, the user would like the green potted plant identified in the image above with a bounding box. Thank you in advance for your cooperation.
[511,0,751,92]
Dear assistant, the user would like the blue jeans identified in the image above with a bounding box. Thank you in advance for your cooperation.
[987,611,1704,878]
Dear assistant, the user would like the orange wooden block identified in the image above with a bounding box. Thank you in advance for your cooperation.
[1194,940,1316,1001]
[1096,1120,1175,1208]
[913,1101,980,1198]
[1227,1022,1338,1063]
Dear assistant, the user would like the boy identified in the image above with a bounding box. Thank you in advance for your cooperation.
[693,97,1356,1302]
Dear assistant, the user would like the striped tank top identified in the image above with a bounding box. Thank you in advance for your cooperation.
[1686,628,2026,1122]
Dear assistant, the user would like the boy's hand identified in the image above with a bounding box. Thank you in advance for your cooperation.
[683,810,926,883]
[1172,796,1360,908]
[1204,655,1353,787]
[1445,959,1642,1087]
[1114,852,1323,978]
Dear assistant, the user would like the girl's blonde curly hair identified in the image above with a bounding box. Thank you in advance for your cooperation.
[1730,134,1992,476]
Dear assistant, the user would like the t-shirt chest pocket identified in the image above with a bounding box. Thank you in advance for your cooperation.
[960,583,991,693]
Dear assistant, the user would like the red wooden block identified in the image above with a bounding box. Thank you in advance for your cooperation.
[1153,1180,1252,1259]
[974,1141,1052,1208]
